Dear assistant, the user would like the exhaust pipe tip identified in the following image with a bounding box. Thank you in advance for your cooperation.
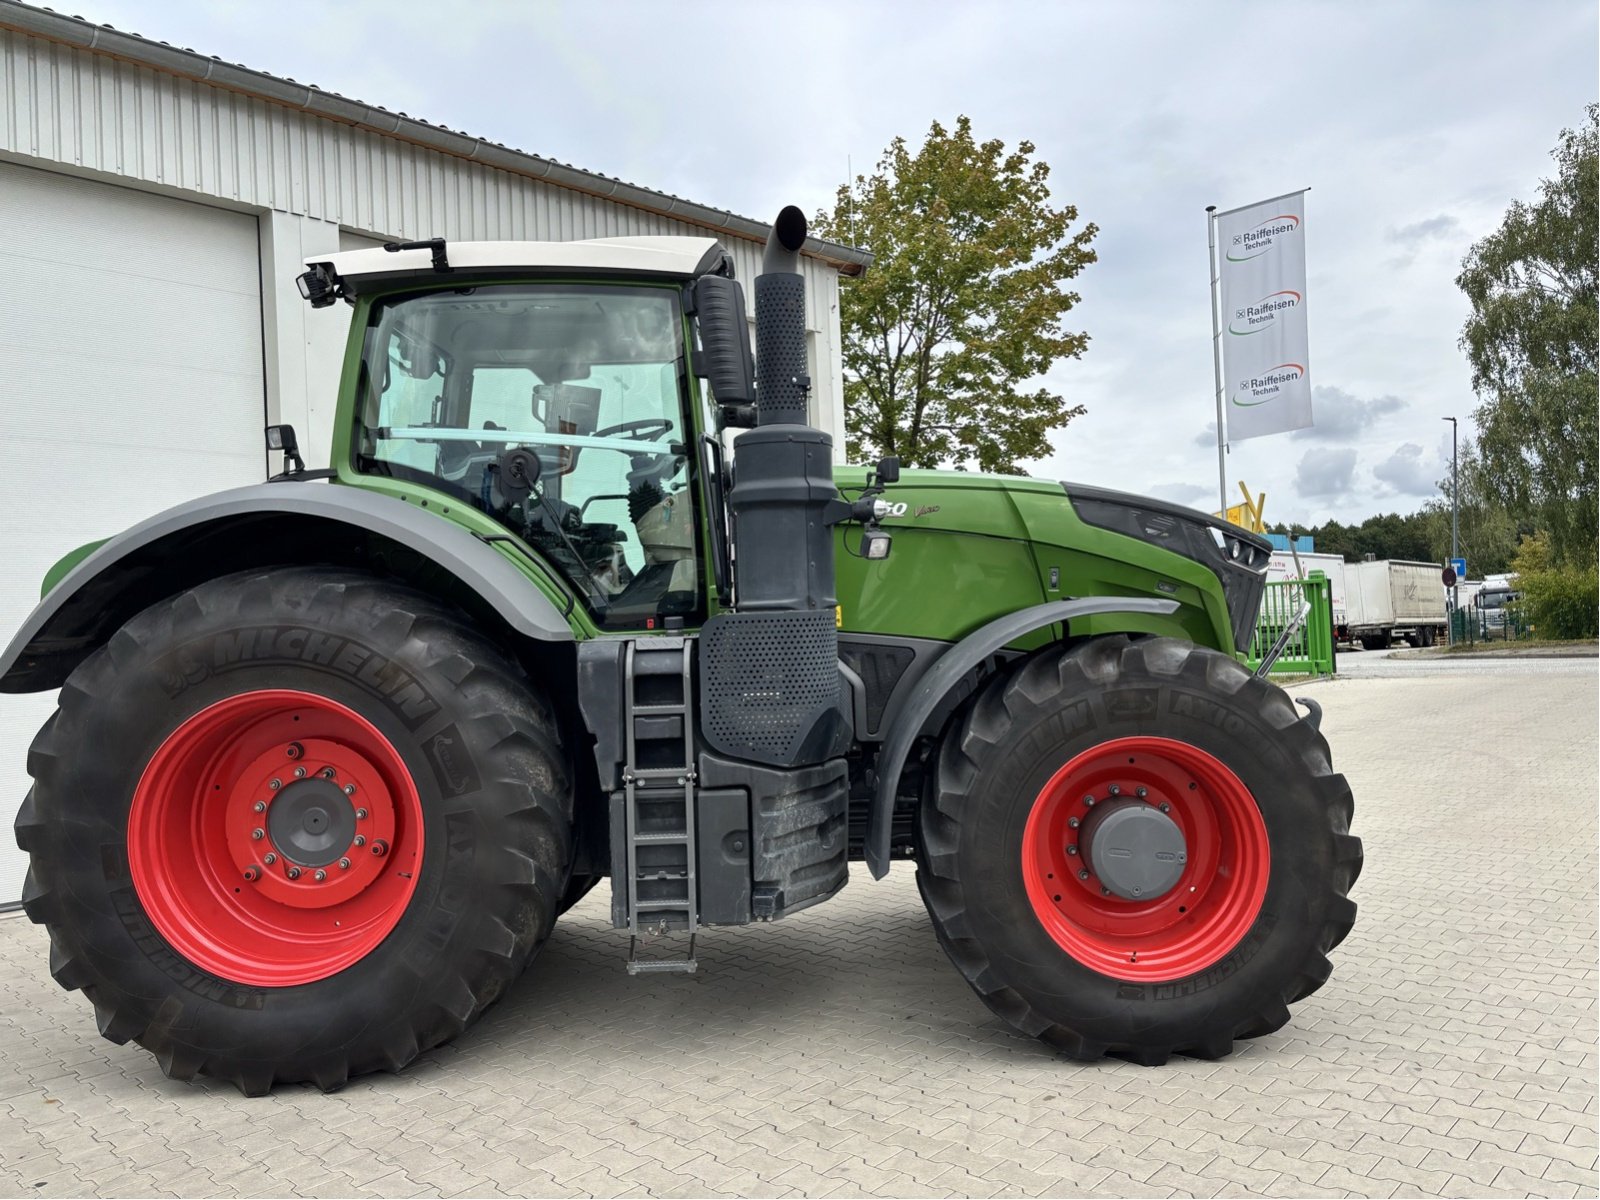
[764,206,808,274]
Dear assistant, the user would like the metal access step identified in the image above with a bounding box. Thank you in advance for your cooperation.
[621,638,699,975]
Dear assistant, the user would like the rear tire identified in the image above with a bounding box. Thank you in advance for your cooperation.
[916,635,1360,1064]
[15,567,572,1094]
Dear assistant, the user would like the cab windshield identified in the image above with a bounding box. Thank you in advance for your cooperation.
[354,284,703,629]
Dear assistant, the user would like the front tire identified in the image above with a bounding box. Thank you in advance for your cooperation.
[916,636,1360,1064]
[15,567,572,1094]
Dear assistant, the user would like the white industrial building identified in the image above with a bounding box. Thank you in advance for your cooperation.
[0,0,868,903]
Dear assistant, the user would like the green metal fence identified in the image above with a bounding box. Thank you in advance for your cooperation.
[1244,570,1336,676]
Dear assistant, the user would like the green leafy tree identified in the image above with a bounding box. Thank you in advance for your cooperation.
[1508,531,1599,639]
[1457,104,1598,565]
[812,116,1098,473]
[1422,439,1526,576]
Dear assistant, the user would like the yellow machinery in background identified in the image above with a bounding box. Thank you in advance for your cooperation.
[1218,482,1266,532]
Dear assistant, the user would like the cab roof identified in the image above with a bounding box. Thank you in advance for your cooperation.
[304,235,731,299]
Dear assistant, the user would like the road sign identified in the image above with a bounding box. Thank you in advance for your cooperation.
[1442,566,1457,587]
[1450,557,1466,580]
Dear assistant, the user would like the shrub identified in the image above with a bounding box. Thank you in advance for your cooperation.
[1508,532,1600,639]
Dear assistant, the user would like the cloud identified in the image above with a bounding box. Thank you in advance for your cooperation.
[1386,214,1462,245]
[1150,482,1210,505]
[1295,448,1359,498]
[1194,422,1218,448]
[1373,442,1443,495]
[1292,387,1407,441]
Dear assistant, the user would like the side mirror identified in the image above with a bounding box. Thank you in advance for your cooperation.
[688,275,755,410]
[874,456,901,486]
[265,424,304,474]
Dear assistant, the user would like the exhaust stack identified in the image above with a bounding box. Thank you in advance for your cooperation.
[754,205,812,427]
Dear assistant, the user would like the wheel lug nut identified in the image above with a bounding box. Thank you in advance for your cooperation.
[253,800,266,813]
[344,784,357,797]
[321,767,336,779]
[286,866,301,880]
[1083,796,1096,807]
[263,852,277,865]
[1067,817,1080,829]
[1066,845,1079,856]
[371,839,388,857]
[355,807,368,820]
[1108,785,1121,797]
[243,865,260,882]
[1101,886,1111,896]
[251,828,265,841]
[1135,786,1147,798]
[294,766,307,779]
[286,742,303,759]
[269,779,281,791]
[1159,802,1171,814]
[353,835,366,847]
[314,869,327,882]
[338,857,351,870]
[1077,869,1090,881]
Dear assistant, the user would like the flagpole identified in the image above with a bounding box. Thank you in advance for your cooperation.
[1206,204,1228,515]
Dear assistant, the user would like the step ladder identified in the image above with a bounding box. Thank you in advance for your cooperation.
[622,637,699,974]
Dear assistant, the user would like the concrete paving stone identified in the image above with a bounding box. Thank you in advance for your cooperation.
[1516,1130,1599,1170]
[1562,1121,1599,1151]
[1540,1156,1600,1190]
[1492,1164,1582,1198]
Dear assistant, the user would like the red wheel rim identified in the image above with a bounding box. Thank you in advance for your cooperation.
[128,690,424,986]
[1020,736,1269,981]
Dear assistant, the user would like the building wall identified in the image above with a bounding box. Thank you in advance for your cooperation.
[0,24,847,464]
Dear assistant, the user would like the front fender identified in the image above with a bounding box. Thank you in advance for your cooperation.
[0,482,575,693]
[863,596,1179,879]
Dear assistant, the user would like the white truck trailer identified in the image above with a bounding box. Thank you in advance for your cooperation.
[1266,551,1349,639]
[1346,558,1448,648]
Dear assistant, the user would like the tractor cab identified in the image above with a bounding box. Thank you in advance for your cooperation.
[301,237,735,631]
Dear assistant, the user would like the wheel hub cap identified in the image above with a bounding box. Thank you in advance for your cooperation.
[267,779,357,867]
[1080,799,1187,900]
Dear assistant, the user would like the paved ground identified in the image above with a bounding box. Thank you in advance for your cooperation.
[1,657,1595,1198]
[1333,645,1598,679]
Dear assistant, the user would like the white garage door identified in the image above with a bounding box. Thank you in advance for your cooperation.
[0,163,266,904]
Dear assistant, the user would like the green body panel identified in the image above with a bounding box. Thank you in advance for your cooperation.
[42,540,107,598]
[833,467,1233,652]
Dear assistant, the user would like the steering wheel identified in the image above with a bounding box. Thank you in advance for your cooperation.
[593,417,674,443]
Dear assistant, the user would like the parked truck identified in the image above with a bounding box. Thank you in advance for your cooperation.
[4,208,1360,1094]
[1267,551,1348,639]
[1346,559,1448,648]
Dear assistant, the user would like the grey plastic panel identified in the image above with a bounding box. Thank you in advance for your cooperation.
[0,481,574,691]
[862,596,1180,879]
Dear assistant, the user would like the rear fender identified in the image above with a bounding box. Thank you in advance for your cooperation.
[0,482,576,693]
[863,596,1179,879]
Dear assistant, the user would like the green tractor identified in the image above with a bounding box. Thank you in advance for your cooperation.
[5,207,1359,1094]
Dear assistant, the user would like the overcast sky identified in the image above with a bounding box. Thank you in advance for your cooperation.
[69,0,1598,526]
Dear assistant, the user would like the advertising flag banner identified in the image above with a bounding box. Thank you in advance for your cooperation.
[1216,192,1312,441]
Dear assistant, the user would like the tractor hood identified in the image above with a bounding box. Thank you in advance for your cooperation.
[832,467,1270,653]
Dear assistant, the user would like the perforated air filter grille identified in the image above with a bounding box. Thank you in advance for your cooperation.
[700,610,839,766]
[755,273,809,425]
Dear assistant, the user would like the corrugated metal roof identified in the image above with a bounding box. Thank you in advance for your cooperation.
[0,0,872,275]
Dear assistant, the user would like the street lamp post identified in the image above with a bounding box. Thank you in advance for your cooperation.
[1443,416,1459,642]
